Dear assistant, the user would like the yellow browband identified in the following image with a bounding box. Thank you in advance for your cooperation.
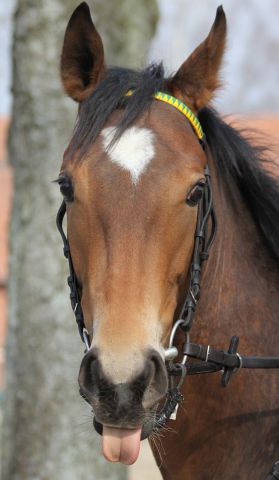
[126,90,204,142]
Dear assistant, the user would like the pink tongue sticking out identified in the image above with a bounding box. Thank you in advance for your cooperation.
[102,426,142,465]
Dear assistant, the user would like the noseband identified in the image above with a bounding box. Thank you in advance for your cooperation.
[56,92,279,436]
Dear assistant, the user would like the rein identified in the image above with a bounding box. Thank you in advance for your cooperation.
[56,91,279,435]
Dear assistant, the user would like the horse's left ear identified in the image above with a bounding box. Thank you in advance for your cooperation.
[60,2,106,102]
[170,6,226,111]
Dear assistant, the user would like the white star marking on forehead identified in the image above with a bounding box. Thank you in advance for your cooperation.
[101,126,155,184]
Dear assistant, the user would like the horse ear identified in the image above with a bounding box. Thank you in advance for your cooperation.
[170,6,226,111]
[60,2,106,102]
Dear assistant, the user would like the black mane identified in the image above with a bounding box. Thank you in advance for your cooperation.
[69,63,279,262]
[199,108,279,262]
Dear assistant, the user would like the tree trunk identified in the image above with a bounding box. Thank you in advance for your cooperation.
[1,1,158,479]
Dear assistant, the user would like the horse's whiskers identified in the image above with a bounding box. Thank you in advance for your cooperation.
[150,432,164,468]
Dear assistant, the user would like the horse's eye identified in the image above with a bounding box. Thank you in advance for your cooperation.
[58,176,74,202]
[186,181,205,206]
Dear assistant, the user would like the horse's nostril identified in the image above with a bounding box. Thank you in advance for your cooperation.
[78,347,99,397]
[142,349,168,408]
[149,350,168,386]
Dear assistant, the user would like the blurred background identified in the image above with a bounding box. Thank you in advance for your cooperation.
[0,1,278,479]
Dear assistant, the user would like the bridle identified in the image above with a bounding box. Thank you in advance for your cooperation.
[56,199,88,347]
[56,91,279,435]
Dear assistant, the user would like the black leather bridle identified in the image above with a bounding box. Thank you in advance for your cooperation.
[56,146,279,432]
[56,200,87,346]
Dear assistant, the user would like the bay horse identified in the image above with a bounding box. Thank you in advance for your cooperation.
[57,3,279,479]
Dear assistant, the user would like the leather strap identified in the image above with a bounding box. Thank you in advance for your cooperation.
[56,201,85,342]
[183,341,279,370]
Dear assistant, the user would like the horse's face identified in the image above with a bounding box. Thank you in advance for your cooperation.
[60,2,226,464]
[61,103,206,417]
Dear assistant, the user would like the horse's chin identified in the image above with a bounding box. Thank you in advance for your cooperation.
[93,413,156,441]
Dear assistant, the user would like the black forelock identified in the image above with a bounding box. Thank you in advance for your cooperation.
[68,63,167,159]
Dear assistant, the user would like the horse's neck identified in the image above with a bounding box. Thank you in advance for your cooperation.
[192,170,279,354]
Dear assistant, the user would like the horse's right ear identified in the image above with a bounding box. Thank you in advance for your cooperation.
[60,2,106,102]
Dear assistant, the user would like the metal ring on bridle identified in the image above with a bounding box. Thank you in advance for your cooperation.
[164,319,185,362]
[168,319,185,349]
[177,364,187,388]
[83,328,90,352]
[233,353,243,374]
[167,319,190,367]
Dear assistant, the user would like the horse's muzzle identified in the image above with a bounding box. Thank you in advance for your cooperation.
[78,347,168,431]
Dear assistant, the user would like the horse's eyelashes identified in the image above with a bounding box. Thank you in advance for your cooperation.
[186,181,205,207]
[58,176,74,202]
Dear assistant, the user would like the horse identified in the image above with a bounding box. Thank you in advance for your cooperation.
[57,3,279,479]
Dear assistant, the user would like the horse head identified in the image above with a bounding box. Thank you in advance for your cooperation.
[58,2,226,465]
